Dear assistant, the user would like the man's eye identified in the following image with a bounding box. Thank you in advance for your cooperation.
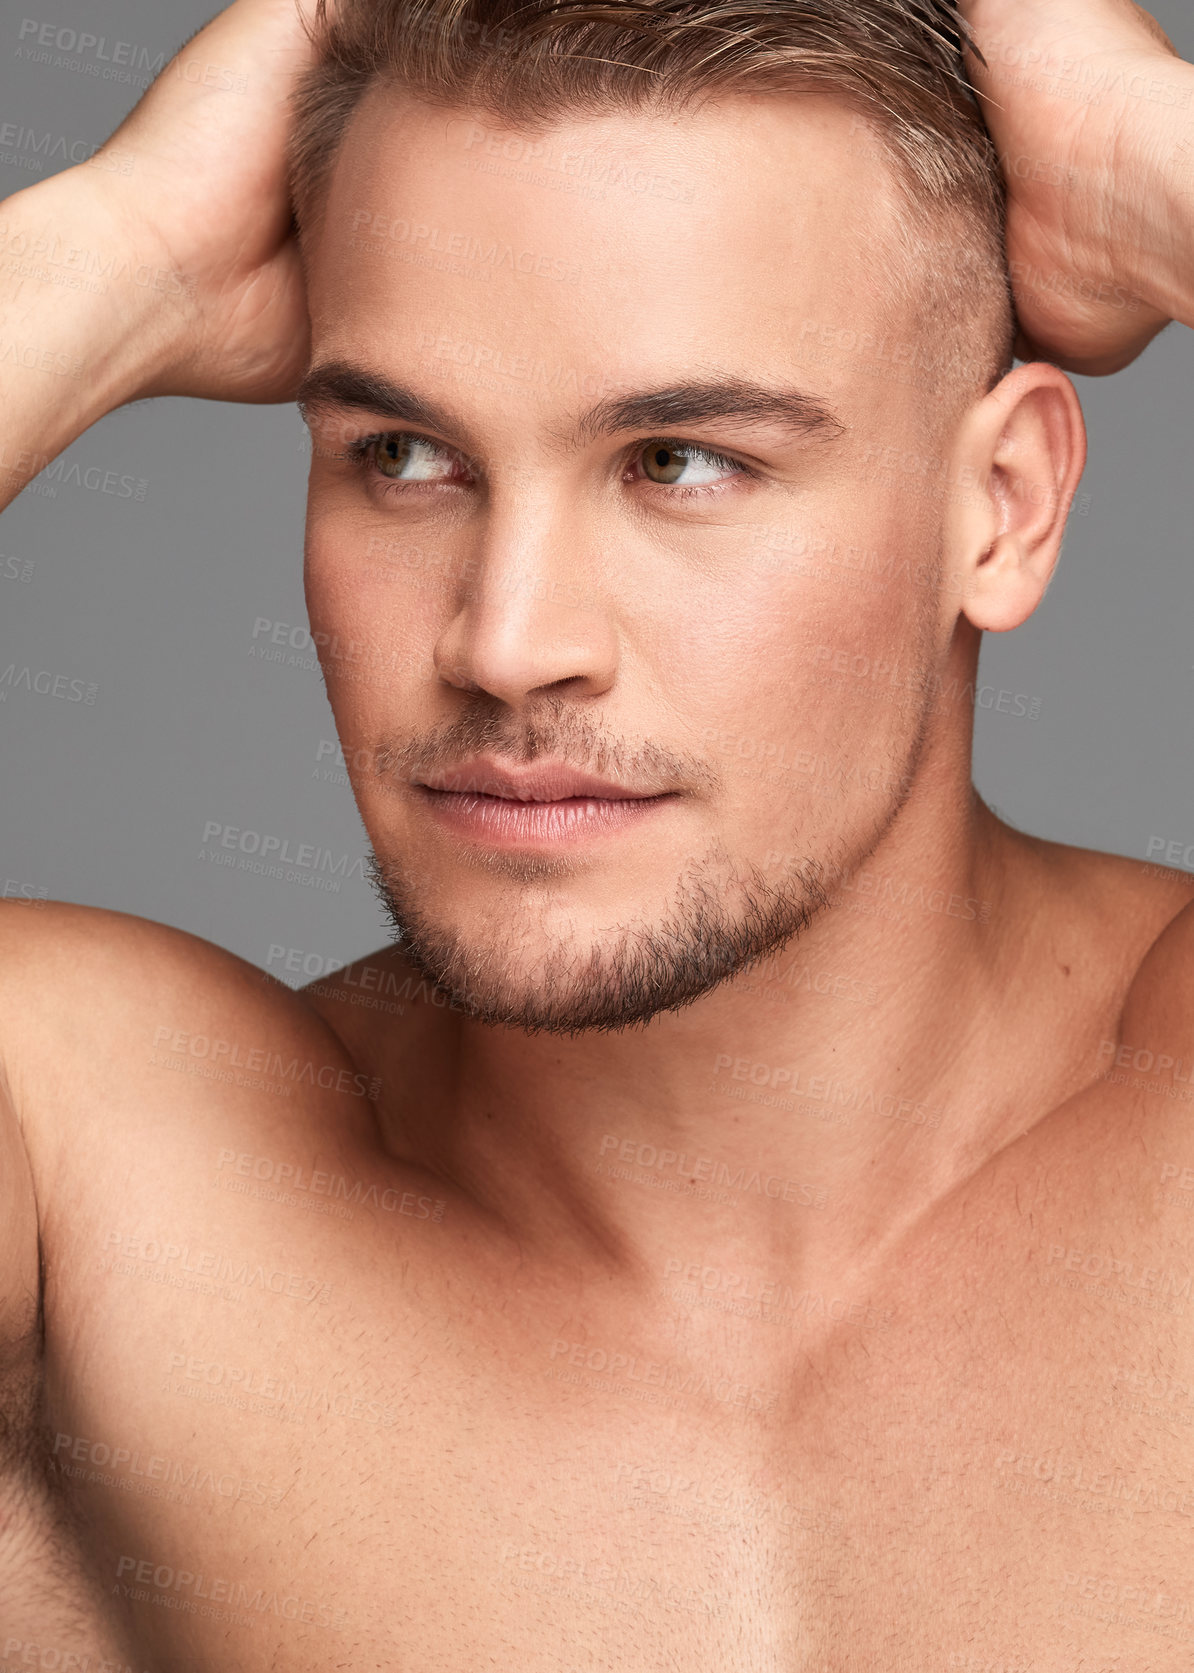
[369,433,459,481]
[635,440,742,487]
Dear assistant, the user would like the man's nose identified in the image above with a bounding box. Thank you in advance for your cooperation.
[433,506,619,703]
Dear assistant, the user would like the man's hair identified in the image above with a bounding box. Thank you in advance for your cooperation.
[290,0,1014,397]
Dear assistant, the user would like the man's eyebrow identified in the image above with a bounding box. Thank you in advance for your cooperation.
[297,362,460,435]
[562,377,845,450]
[296,361,845,450]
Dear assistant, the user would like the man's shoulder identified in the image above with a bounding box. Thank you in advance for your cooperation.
[1026,832,1194,991]
[994,832,1194,1121]
[1045,838,1194,1026]
[1035,838,1194,1135]
[0,896,315,1034]
[1117,866,1194,1061]
[0,899,342,1161]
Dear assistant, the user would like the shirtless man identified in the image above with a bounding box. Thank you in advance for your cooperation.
[1,0,1192,1663]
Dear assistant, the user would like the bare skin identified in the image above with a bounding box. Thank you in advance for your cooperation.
[2,1,1194,1668]
[961,0,1192,371]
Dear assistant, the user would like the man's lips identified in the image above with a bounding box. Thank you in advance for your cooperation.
[408,759,679,850]
[413,758,673,803]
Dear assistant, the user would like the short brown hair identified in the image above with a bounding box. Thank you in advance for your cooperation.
[290,0,1013,396]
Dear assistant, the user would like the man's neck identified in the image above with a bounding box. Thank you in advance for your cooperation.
[366,794,1116,1298]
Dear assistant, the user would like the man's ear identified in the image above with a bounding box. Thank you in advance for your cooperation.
[945,364,1087,633]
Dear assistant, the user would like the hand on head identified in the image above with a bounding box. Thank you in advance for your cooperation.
[87,0,332,403]
[958,0,1187,373]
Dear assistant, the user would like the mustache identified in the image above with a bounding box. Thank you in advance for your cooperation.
[371,696,720,796]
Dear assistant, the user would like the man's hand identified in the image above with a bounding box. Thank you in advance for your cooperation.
[0,0,327,512]
[959,0,1193,374]
[83,0,324,403]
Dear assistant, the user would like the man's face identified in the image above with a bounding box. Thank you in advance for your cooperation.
[301,89,960,1032]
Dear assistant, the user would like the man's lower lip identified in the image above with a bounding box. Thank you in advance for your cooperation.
[413,787,675,846]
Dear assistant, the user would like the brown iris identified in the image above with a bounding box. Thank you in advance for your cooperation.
[639,442,690,484]
[373,434,416,478]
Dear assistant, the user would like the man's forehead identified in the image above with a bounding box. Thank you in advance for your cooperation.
[307,84,917,435]
[320,78,904,267]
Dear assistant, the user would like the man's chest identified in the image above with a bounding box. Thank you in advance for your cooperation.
[29,1118,1194,1673]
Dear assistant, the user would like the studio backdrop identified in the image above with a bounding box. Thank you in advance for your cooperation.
[1,0,1191,981]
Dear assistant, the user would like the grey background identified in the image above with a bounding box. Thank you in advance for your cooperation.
[1,0,1191,980]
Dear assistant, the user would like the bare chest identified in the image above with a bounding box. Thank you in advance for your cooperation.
[24,1146,1194,1673]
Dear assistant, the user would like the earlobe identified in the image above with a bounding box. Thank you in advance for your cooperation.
[946,364,1087,635]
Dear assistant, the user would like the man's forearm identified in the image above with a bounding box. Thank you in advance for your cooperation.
[0,172,176,513]
[1102,53,1194,335]
[1159,62,1194,331]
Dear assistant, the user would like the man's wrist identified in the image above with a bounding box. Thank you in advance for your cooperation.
[1118,57,1194,332]
[1156,63,1194,330]
[0,168,190,422]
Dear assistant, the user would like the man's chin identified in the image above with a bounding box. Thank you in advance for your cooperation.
[367,849,830,1037]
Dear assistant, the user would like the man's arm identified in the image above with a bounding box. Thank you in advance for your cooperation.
[0,178,172,512]
[0,904,72,1638]
[0,0,321,514]
[0,981,39,1389]
[959,0,1194,374]
[0,18,343,1543]
[0,0,322,1452]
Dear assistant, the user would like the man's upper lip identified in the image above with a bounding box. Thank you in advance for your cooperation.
[414,758,669,802]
